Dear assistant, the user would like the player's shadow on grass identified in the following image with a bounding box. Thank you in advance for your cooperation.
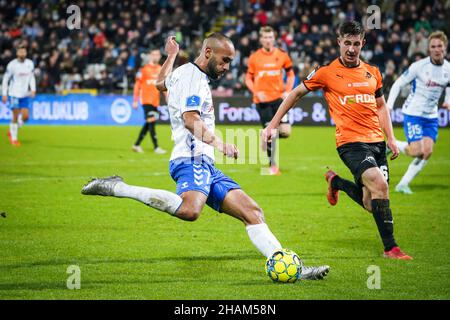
[48,144,124,152]
[408,184,449,191]
[0,254,261,271]
[256,192,324,197]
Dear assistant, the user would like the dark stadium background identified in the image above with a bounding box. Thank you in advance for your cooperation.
[0,0,448,97]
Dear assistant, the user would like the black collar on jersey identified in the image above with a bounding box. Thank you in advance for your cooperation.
[191,62,209,77]
[430,57,444,66]
[338,57,360,68]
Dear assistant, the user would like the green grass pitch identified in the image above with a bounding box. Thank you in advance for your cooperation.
[0,124,449,299]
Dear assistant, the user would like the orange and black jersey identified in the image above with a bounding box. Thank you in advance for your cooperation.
[133,63,161,106]
[247,48,293,103]
[303,58,385,147]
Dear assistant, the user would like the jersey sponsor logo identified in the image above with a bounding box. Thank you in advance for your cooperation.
[257,70,281,77]
[186,95,201,108]
[425,80,445,88]
[338,94,375,105]
[110,98,132,124]
[366,72,372,79]
[348,82,369,87]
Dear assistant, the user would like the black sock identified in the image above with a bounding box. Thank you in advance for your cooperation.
[148,122,158,149]
[135,123,150,146]
[331,176,364,208]
[267,141,273,166]
[371,199,397,251]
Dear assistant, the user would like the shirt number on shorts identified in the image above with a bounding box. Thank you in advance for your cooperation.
[407,122,422,140]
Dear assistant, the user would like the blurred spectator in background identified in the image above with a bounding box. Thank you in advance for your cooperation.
[0,0,448,96]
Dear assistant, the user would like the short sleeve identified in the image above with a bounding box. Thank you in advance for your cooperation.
[283,52,293,71]
[247,54,255,75]
[374,67,384,98]
[399,61,420,84]
[303,66,327,91]
[179,68,204,115]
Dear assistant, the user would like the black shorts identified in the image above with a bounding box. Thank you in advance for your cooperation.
[256,99,288,127]
[143,104,159,121]
[337,141,389,187]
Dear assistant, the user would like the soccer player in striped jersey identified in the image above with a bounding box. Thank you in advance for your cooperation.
[2,44,36,146]
[262,21,412,260]
[387,31,450,194]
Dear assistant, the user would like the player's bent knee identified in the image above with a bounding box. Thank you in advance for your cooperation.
[176,205,202,221]
[179,210,201,221]
[245,207,265,225]
[373,180,389,198]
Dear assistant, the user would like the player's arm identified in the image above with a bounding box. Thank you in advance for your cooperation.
[443,86,450,109]
[132,73,141,109]
[283,68,295,98]
[156,36,179,92]
[386,63,418,110]
[377,95,399,160]
[183,111,238,159]
[2,63,12,103]
[261,83,309,143]
[244,56,255,95]
[29,63,36,98]
[283,55,295,98]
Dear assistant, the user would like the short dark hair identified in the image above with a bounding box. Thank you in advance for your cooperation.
[338,21,365,38]
[206,32,231,41]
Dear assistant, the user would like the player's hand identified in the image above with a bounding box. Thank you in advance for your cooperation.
[218,142,239,159]
[2,96,7,103]
[442,102,450,110]
[29,91,35,98]
[387,138,399,160]
[165,36,179,56]
[132,101,138,109]
[261,126,277,151]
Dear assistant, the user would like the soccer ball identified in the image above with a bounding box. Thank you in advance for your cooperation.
[265,248,302,283]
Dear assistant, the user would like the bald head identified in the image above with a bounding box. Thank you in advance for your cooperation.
[202,33,235,53]
[198,33,235,79]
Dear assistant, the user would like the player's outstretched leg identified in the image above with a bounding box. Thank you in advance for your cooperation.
[221,189,330,280]
[325,168,364,208]
[361,168,412,260]
[81,176,183,215]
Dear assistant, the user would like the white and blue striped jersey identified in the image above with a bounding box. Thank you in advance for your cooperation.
[2,58,36,98]
[164,62,215,162]
[387,57,450,119]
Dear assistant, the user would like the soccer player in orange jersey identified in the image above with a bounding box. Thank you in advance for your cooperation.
[262,21,412,260]
[245,26,295,175]
[132,48,166,154]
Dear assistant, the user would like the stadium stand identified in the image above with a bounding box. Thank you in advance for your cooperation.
[0,0,449,97]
